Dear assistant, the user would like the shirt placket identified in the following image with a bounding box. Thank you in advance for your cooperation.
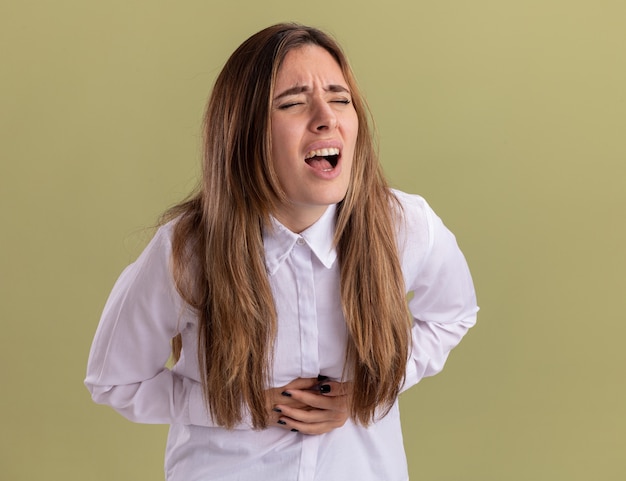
[292,236,320,481]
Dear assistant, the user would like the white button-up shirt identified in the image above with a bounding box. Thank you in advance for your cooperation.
[85,190,478,481]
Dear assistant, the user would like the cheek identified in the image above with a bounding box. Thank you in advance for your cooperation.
[271,122,298,159]
[345,120,359,156]
[343,112,359,145]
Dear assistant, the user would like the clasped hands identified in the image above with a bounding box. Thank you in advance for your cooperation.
[267,376,350,435]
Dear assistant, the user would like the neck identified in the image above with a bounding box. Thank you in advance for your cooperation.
[273,204,330,233]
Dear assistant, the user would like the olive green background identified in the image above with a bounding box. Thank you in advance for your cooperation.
[2,1,624,480]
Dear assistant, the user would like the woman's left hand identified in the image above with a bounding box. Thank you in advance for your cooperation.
[273,381,352,435]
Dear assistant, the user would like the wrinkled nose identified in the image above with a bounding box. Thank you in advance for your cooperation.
[309,100,338,132]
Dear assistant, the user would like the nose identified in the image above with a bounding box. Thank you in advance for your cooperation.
[309,99,338,132]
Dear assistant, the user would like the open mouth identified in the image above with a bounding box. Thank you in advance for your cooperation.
[305,147,340,172]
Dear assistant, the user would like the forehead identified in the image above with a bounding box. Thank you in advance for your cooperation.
[275,45,347,88]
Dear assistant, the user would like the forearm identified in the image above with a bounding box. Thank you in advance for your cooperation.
[401,313,477,393]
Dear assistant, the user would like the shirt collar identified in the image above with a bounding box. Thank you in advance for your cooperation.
[263,204,338,275]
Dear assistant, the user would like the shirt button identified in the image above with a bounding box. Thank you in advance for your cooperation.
[296,237,305,246]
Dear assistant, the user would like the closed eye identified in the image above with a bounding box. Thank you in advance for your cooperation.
[278,102,303,110]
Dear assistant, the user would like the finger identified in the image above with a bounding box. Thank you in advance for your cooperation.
[267,378,319,410]
[282,377,320,390]
[269,402,314,427]
[278,393,348,419]
[275,410,347,435]
[271,403,322,433]
[283,385,350,408]
[306,381,352,397]
[276,403,344,424]
[272,378,319,405]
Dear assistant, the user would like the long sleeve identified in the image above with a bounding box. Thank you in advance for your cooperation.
[395,192,479,393]
[84,223,232,427]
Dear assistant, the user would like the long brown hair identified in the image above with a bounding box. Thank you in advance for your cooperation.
[164,23,411,429]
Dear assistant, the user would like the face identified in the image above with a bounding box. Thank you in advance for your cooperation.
[270,44,359,233]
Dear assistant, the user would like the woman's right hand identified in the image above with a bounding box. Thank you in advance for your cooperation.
[267,377,351,435]
[266,377,319,422]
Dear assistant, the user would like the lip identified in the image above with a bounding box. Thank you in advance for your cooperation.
[302,140,343,181]
[302,139,343,180]
[303,139,343,159]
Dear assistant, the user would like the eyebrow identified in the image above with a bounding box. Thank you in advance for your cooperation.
[273,84,351,101]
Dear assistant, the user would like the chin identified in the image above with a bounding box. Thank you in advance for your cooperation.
[316,190,349,206]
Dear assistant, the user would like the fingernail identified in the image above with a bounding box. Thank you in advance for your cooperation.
[272,407,282,413]
[291,428,299,432]
[281,391,291,397]
[277,420,287,425]
[317,374,329,381]
[319,384,331,394]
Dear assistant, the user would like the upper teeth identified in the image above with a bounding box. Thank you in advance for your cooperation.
[305,147,340,159]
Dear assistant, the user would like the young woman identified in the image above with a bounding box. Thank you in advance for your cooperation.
[85,23,478,481]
